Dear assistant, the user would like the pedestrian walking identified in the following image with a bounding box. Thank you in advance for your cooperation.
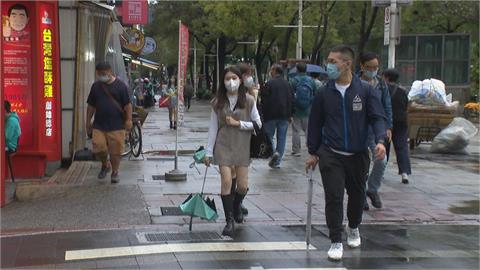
[204,66,261,237]
[261,64,294,168]
[383,68,412,184]
[358,52,393,210]
[143,78,155,108]
[133,78,144,107]
[239,63,259,101]
[305,45,387,261]
[86,62,132,184]
[162,83,178,130]
[290,62,316,157]
[310,72,326,96]
[184,80,194,111]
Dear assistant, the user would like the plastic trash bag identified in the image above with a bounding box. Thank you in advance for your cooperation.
[409,78,451,106]
[431,117,478,154]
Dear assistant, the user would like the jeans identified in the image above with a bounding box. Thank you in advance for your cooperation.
[366,127,387,194]
[264,119,289,165]
[317,145,370,243]
[292,116,308,153]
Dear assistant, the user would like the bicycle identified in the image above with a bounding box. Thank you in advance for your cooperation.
[122,112,143,159]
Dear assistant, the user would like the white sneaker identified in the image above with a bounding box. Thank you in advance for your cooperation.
[327,242,343,260]
[346,226,361,248]
[401,173,409,184]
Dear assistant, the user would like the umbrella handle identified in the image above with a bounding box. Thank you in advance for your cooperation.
[200,166,209,195]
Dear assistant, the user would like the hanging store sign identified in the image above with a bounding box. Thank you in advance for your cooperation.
[141,36,156,56]
[120,27,145,54]
[121,0,148,25]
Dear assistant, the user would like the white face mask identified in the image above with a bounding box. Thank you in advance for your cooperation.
[224,79,240,93]
[244,76,254,88]
[98,75,110,83]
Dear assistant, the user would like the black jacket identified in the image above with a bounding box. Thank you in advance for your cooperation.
[260,75,294,122]
[388,83,409,123]
[307,75,387,155]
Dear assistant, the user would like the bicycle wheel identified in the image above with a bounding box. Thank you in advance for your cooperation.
[121,133,132,157]
[130,122,143,157]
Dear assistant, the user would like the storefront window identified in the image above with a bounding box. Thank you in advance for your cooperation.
[418,36,442,59]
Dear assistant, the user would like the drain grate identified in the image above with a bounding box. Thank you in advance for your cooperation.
[137,231,223,243]
[152,175,165,180]
[161,206,185,216]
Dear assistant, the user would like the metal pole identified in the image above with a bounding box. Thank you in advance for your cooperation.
[175,20,180,170]
[165,20,187,181]
[388,0,397,68]
[297,0,303,59]
[193,39,197,97]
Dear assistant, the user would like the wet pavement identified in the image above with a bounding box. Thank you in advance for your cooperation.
[1,224,478,269]
[1,100,479,269]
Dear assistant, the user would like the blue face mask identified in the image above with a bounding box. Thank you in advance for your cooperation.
[365,69,378,79]
[327,63,340,80]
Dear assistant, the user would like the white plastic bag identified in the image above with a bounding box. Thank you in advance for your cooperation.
[431,117,478,154]
[408,78,450,106]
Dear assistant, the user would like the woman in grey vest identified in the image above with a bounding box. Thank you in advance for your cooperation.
[204,66,262,237]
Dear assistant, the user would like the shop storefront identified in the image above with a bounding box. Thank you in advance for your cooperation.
[2,1,62,178]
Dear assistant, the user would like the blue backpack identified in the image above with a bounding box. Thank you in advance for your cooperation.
[295,78,314,110]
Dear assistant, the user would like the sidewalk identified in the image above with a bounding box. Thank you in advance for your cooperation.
[1,100,479,234]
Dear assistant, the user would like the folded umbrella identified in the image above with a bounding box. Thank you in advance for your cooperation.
[180,193,218,221]
[181,151,218,231]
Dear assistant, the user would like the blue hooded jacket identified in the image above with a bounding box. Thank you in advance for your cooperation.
[307,75,387,155]
[5,112,21,151]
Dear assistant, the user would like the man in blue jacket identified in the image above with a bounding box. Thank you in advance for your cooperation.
[358,52,393,210]
[305,45,387,261]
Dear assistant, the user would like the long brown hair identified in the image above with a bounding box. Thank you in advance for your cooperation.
[213,66,247,111]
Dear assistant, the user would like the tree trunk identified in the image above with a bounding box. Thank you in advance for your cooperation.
[356,3,379,69]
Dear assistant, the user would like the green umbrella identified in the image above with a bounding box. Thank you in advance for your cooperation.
[180,193,218,221]
[181,152,218,231]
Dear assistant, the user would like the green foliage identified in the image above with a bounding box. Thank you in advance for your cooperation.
[144,0,479,87]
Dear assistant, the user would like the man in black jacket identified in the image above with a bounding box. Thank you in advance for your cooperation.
[305,45,387,260]
[261,64,294,168]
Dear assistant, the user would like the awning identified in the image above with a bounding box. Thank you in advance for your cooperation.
[123,53,159,70]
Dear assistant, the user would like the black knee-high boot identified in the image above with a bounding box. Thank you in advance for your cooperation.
[231,178,249,215]
[233,191,247,223]
[221,194,235,237]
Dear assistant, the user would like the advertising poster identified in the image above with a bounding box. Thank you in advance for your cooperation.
[2,1,33,146]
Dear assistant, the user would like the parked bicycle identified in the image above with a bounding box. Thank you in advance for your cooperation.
[122,112,143,158]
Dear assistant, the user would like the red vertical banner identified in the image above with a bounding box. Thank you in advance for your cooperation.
[2,1,34,147]
[177,22,189,124]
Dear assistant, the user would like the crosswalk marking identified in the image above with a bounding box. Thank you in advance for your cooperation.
[65,241,316,261]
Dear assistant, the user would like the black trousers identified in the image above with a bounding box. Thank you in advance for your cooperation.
[387,121,411,175]
[317,145,370,243]
[185,96,192,109]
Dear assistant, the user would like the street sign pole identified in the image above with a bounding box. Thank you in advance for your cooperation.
[388,0,397,68]
[297,0,303,59]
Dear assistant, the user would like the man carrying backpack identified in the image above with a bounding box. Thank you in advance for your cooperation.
[290,62,316,157]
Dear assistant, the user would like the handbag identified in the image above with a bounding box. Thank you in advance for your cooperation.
[101,84,127,121]
[159,96,170,108]
[250,127,273,159]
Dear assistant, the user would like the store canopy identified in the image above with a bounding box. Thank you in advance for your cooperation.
[123,53,160,70]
